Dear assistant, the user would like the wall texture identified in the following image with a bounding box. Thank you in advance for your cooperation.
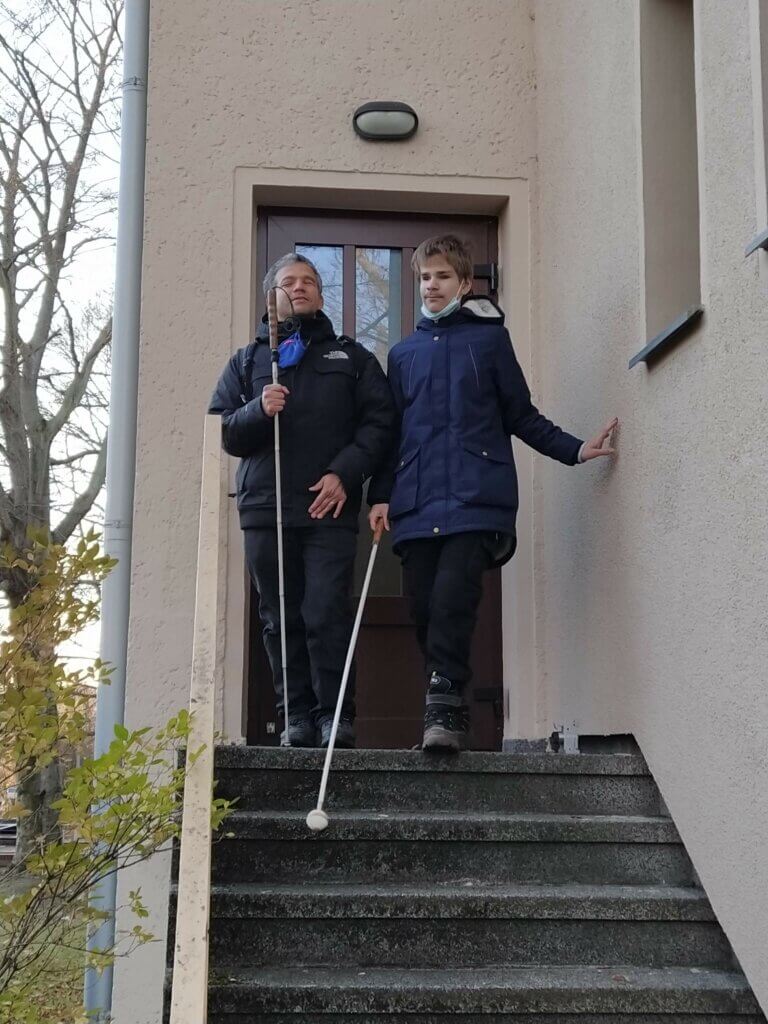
[533,0,768,1005]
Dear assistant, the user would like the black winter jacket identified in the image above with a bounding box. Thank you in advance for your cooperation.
[209,311,395,530]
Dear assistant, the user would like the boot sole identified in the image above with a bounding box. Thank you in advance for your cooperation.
[422,725,469,753]
[281,730,318,748]
[319,727,356,750]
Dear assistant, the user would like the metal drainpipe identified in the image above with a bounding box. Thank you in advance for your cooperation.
[84,0,150,1019]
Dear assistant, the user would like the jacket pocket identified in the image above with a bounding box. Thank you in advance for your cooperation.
[451,438,517,509]
[388,448,420,518]
[237,450,274,508]
[313,358,357,379]
[309,358,358,418]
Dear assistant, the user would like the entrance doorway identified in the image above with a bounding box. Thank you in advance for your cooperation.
[246,208,503,749]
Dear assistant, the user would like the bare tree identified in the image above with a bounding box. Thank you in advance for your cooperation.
[0,0,122,859]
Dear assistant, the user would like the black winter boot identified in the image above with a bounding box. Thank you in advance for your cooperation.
[422,672,470,753]
[319,715,356,750]
[280,714,317,748]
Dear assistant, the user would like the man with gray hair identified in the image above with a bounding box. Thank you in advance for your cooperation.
[210,253,394,748]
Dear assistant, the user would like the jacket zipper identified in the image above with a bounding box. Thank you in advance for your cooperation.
[468,343,480,390]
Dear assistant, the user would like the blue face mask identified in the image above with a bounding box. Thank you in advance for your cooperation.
[420,290,465,322]
[277,331,307,369]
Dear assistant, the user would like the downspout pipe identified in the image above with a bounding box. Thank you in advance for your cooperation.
[84,0,150,1018]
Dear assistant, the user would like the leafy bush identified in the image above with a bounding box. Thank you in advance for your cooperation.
[0,534,231,1023]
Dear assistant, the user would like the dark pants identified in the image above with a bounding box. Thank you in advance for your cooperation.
[400,531,495,693]
[243,526,357,722]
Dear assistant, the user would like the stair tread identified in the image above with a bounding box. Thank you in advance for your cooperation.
[215,745,649,776]
[212,964,752,988]
[223,809,679,842]
[207,880,708,898]
[207,965,760,1013]
[193,881,712,920]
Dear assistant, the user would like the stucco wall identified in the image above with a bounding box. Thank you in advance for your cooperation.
[533,0,768,1005]
[115,3,536,1021]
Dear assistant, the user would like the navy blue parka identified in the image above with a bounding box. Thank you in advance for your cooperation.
[368,298,583,564]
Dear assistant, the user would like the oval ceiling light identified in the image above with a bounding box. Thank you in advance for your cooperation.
[353,102,418,141]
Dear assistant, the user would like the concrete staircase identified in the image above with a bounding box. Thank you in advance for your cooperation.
[169,746,765,1022]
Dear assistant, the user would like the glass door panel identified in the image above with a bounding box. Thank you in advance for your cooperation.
[295,244,344,335]
[355,247,402,369]
[353,247,403,596]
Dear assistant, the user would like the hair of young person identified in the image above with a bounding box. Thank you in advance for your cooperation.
[411,234,473,284]
[263,252,324,296]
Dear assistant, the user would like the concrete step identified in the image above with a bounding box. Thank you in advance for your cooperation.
[213,746,660,816]
[209,811,693,886]
[208,1017,765,1024]
[208,917,732,971]
[179,881,728,970]
[205,965,762,1016]
[205,881,714,920]
[207,917,733,971]
[208,1017,765,1023]
[214,748,651,775]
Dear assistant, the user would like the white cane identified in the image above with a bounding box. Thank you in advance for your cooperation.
[267,288,291,745]
[306,521,384,831]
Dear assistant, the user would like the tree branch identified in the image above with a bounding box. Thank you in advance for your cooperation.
[45,315,111,441]
[52,433,106,545]
[50,447,101,467]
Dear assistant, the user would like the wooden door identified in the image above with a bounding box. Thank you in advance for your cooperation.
[247,209,503,749]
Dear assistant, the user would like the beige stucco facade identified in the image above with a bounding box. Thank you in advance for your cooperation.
[113,2,768,1020]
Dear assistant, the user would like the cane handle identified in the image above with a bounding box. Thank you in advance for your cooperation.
[267,289,279,351]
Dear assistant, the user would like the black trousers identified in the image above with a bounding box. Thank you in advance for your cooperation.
[400,531,495,693]
[243,526,357,722]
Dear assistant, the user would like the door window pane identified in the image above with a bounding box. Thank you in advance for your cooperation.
[295,244,343,335]
[356,248,401,369]
[354,248,404,595]
[414,278,423,326]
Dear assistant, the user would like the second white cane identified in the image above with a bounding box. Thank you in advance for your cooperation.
[306,521,385,832]
[266,288,291,745]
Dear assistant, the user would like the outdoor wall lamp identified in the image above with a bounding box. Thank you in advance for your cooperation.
[352,102,418,141]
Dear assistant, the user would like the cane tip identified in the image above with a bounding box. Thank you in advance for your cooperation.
[306,808,329,832]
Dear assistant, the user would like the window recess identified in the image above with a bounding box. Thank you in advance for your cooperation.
[633,0,702,369]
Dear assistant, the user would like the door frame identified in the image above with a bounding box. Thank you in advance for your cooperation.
[219,168,539,748]
[246,207,502,749]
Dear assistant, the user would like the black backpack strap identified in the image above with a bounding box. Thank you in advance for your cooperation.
[239,341,258,403]
[337,335,367,378]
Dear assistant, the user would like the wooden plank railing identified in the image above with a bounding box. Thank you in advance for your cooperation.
[168,414,223,1024]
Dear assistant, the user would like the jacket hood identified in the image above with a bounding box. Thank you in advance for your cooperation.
[415,295,505,332]
[255,309,337,345]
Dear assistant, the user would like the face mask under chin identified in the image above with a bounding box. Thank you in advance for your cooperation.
[420,289,466,322]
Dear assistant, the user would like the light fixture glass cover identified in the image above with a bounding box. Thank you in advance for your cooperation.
[353,102,418,141]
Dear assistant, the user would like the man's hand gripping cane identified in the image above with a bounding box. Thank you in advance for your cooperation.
[261,286,293,417]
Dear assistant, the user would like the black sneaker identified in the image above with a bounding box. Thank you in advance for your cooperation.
[280,715,317,748]
[422,672,469,753]
[319,715,356,750]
